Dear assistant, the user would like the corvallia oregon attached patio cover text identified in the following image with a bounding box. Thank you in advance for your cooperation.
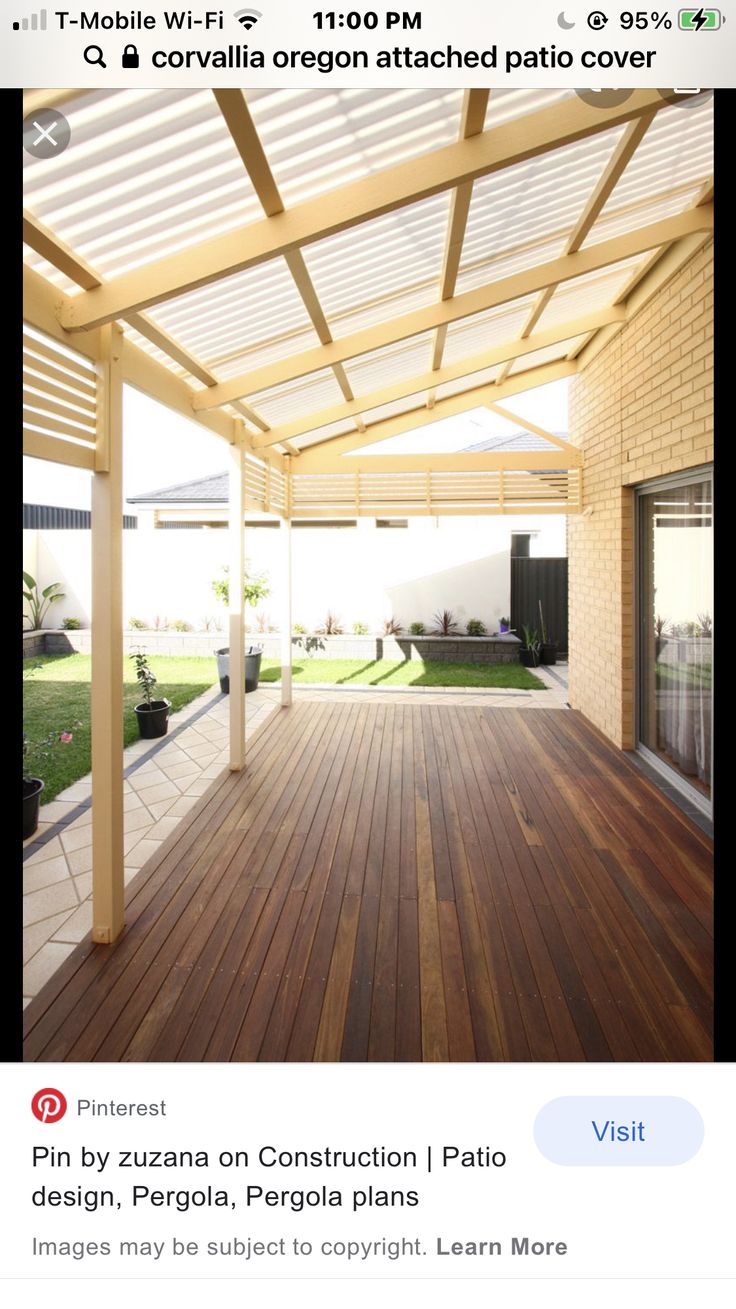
[22,88,713,1059]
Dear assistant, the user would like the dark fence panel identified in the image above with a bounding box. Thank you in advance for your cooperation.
[510,557,568,654]
[23,504,137,529]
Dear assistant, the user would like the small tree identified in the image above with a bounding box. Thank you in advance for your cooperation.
[23,572,65,630]
[130,652,158,708]
[211,565,270,610]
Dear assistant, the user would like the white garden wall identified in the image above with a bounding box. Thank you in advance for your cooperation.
[23,516,566,635]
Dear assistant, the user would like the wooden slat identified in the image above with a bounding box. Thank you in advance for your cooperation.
[24,702,713,1063]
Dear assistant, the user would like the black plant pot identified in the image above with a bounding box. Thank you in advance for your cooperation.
[23,776,44,840]
[134,698,171,739]
[541,642,558,665]
[519,648,540,668]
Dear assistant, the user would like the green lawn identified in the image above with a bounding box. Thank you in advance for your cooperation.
[260,658,544,690]
[23,653,218,802]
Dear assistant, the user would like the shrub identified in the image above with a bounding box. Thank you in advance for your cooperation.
[352,622,369,635]
[61,617,82,631]
[128,617,147,630]
[432,609,459,636]
[316,611,344,635]
[171,619,192,632]
[130,651,157,707]
[466,618,486,636]
[409,621,425,636]
[382,617,403,636]
[293,622,307,635]
[23,572,65,630]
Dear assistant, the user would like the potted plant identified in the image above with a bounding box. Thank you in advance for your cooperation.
[519,625,541,668]
[212,565,269,693]
[538,601,558,665]
[499,616,511,634]
[23,727,75,839]
[131,652,170,739]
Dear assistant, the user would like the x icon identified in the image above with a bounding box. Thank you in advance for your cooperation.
[32,119,58,146]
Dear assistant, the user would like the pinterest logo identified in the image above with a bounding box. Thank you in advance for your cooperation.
[31,1088,67,1124]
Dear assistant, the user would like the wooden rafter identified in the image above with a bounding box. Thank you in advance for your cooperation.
[59,90,673,333]
[494,112,655,387]
[431,88,490,373]
[251,305,623,449]
[22,211,271,438]
[213,89,360,423]
[192,205,712,411]
[295,360,577,462]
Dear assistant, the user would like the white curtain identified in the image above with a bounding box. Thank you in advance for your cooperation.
[656,636,712,784]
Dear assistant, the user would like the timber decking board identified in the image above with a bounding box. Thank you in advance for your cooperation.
[23,703,714,1062]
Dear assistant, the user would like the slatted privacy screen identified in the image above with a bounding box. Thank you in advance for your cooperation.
[289,468,581,517]
[23,325,97,470]
[244,454,287,515]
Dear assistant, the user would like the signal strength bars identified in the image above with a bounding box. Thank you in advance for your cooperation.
[233,8,262,29]
[13,8,47,29]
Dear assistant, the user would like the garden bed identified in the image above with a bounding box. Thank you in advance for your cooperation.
[26,629,522,665]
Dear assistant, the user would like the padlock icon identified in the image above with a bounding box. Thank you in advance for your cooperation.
[122,43,139,69]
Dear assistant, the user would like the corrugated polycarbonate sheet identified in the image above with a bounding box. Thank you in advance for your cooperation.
[143,258,320,369]
[247,369,346,426]
[459,127,625,279]
[535,255,649,331]
[583,189,705,250]
[302,193,450,320]
[441,298,537,365]
[595,100,713,222]
[434,366,502,402]
[507,339,584,376]
[328,281,440,340]
[23,90,265,284]
[343,332,435,396]
[248,89,463,207]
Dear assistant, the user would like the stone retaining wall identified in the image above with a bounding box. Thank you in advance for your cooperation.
[25,629,522,665]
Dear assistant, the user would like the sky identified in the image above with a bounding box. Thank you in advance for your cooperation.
[22,377,569,509]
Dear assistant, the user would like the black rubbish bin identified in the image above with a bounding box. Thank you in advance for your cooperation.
[215,646,263,694]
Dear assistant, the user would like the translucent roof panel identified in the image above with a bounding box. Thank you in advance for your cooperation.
[23,90,265,285]
[302,193,450,322]
[435,366,502,402]
[507,338,586,376]
[342,332,435,396]
[442,298,537,364]
[247,89,463,206]
[593,100,713,224]
[247,369,347,427]
[535,255,651,331]
[583,189,704,250]
[143,258,320,371]
[459,126,625,282]
[482,89,575,129]
[328,281,440,340]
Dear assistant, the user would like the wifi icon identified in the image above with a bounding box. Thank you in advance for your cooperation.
[233,7,262,28]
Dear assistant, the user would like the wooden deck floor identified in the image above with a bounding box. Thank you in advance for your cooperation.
[24,700,713,1062]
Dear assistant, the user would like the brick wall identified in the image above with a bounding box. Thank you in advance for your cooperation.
[568,239,713,749]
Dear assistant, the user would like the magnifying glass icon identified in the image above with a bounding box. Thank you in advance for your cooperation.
[84,45,107,68]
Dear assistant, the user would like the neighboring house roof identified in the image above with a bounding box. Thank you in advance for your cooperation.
[127,430,569,506]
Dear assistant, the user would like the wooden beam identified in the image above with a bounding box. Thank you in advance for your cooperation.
[296,360,577,460]
[251,306,623,448]
[194,206,711,410]
[60,90,672,332]
[228,437,246,772]
[292,450,580,474]
[484,403,576,455]
[23,89,85,116]
[91,324,125,944]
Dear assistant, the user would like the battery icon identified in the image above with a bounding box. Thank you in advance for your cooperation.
[678,8,722,28]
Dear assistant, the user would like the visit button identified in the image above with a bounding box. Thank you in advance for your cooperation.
[534,1097,704,1166]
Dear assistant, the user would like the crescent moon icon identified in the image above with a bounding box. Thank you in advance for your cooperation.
[558,11,576,28]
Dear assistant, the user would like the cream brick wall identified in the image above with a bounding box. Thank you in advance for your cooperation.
[568,239,713,749]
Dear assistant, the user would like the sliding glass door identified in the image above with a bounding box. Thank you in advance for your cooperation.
[637,470,713,809]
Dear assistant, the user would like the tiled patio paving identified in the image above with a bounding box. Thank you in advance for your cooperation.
[22,663,568,1003]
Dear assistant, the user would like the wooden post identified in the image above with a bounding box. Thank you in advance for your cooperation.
[229,436,246,770]
[91,323,125,944]
[281,516,293,707]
